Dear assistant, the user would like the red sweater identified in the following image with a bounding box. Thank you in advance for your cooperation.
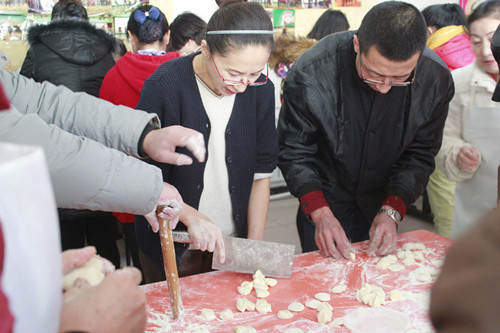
[100,51,180,108]
[100,51,180,222]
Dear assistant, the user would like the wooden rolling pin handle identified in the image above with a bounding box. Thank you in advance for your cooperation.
[157,205,183,319]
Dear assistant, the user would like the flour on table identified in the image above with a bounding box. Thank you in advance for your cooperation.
[236,297,255,312]
[356,283,385,307]
[277,309,293,319]
[234,326,257,333]
[305,299,321,309]
[219,308,234,320]
[256,299,272,314]
[186,323,211,333]
[284,328,303,333]
[200,308,216,321]
[62,257,105,290]
[287,301,305,312]
[329,316,344,328]
[331,284,347,294]
[315,292,331,302]
[376,255,398,269]
[317,308,333,324]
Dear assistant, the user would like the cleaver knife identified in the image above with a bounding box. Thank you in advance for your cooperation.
[172,231,295,278]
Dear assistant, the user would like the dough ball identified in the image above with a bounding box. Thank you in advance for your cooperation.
[62,257,104,290]
[237,281,253,295]
[200,308,216,321]
[277,309,293,319]
[219,309,234,320]
[255,288,270,298]
[350,252,356,260]
[253,270,265,280]
[315,292,331,302]
[305,299,321,309]
[236,297,255,312]
[331,284,347,294]
[288,301,305,312]
[376,255,398,269]
[402,242,426,251]
[234,326,257,333]
[255,299,272,314]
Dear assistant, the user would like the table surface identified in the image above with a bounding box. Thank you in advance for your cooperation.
[141,230,452,332]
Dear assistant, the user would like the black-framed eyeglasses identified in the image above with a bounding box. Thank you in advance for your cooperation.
[210,52,268,86]
[359,52,417,87]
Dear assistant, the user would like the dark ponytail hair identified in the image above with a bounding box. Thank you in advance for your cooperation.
[168,12,207,52]
[307,9,350,40]
[206,1,274,55]
[51,0,88,21]
[421,4,466,29]
[127,5,169,44]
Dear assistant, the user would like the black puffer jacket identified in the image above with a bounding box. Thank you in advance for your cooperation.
[278,31,454,221]
[20,19,118,97]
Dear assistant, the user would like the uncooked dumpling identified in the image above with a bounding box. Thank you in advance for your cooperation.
[315,292,331,301]
[234,326,257,333]
[287,301,305,312]
[200,309,216,321]
[277,309,293,319]
[220,309,234,320]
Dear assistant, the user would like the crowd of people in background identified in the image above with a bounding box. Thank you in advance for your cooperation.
[1,0,500,332]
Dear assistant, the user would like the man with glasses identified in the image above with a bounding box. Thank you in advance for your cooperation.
[278,1,454,259]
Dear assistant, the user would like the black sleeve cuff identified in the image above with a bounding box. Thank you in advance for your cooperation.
[138,122,160,158]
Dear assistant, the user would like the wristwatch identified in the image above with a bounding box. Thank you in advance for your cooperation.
[378,208,401,223]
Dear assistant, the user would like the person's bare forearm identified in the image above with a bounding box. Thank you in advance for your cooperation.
[247,178,270,240]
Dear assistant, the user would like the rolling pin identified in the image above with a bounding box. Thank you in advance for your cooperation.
[156,205,183,319]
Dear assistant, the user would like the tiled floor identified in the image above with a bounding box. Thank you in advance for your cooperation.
[264,193,436,255]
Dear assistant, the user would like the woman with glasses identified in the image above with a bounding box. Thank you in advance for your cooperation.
[134,0,278,281]
[436,0,500,239]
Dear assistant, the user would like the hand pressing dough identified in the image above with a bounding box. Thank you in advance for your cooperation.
[317,308,333,324]
[287,301,305,312]
[376,255,398,269]
[331,284,347,294]
[356,283,385,307]
[329,317,344,328]
[200,308,216,321]
[402,242,426,251]
[236,297,255,312]
[234,326,257,333]
[388,264,405,272]
[219,309,234,320]
[255,299,272,314]
[62,257,104,290]
[284,329,303,333]
[277,309,293,319]
[305,299,321,309]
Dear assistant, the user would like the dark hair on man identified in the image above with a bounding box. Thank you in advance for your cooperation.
[307,9,349,40]
[127,5,169,44]
[357,1,427,61]
[51,0,88,21]
[206,0,274,56]
[422,4,466,29]
[215,0,247,6]
[467,0,500,29]
[168,12,207,52]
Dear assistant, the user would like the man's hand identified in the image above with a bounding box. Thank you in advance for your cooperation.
[456,145,481,173]
[62,247,115,290]
[182,204,225,264]
[144,183,184,233]
[366,213,398,256]
[59,267,147,333]
[310,206,355,259]
[143,125,205,165]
